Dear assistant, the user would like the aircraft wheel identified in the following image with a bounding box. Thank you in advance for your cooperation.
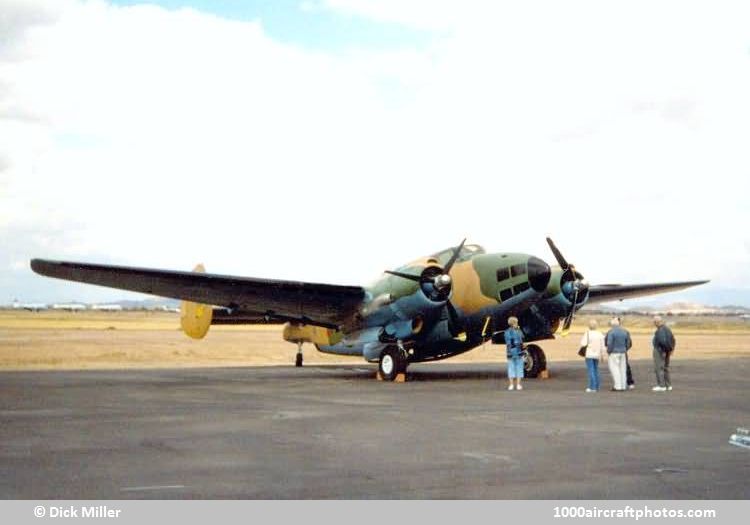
[523,344,546,378]
[295,353,303,367]
[379,346,407,381]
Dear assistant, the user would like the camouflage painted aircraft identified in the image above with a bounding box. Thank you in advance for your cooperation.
[31,238,707,381]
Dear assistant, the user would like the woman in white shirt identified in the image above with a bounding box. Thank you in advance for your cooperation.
[581,319,606,392]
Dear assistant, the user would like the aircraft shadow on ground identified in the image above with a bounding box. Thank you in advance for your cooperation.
[262,363,582,383]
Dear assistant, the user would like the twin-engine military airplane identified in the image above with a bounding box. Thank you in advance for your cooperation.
[31,238,707,381]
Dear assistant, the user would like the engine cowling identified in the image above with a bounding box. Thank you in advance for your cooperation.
[365,239,469,341]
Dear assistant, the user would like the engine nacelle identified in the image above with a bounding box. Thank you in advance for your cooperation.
[531,266,589,333]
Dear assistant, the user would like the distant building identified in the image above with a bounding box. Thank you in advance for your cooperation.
[11,299,49,311]
[91,304,123,311]
[51,303,87,311]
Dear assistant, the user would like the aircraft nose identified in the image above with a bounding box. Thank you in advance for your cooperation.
[528,256,551,292]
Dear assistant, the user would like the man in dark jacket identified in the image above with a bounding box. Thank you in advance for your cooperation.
[652,316,676,392]
[617,317,636,389]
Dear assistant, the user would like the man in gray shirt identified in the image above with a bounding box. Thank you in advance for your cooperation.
[605,318,632,391]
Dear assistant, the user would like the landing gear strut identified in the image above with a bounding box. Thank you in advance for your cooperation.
[378,343,408,381]
[295,342,303,367]
[523,344,547,378]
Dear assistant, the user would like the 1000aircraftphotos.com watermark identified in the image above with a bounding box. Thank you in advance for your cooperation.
[553,505,717,520]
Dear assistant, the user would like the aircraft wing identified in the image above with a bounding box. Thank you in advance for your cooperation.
[586,280,709,304]
[30,259,366,328]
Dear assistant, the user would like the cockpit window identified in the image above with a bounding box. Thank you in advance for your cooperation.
[430,244,486,265]
[510,263,527,277]
[463,244,485,254]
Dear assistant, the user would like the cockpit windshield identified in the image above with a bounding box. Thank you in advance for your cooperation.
[430,244,486,265]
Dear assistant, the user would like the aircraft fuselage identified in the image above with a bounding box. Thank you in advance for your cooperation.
[315,247,579,363]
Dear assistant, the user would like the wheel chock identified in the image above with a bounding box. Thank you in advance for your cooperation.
[376,372,407,382]
[540,369,550,379]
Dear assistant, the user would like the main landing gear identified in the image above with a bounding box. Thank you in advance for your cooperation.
[295,342,303,367]
[523,344,547,378]
[378,342,409,381]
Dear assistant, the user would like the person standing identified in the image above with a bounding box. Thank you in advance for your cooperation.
[652,316,676,392]
[617,317,636,390]
[504,316,525,391]
[605,318,632,391]
[625,353,635,390]
[581,319,606,392]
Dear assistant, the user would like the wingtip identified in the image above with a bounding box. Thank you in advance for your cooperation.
[30,258,43,274]
[30,258,57,276]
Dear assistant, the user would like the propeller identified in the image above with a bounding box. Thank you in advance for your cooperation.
[546,237,589,335]
[385,238,467,338]
[443,238,466,274]
[445,300,464,339]
[384,271,421,282]
[385,238,465,299]
[562,287,579,334]
[546,237,575,280]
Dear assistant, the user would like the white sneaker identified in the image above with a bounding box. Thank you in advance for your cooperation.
[666,386,673,391]
[628,385,635,390]
[508,384,515,390]
[516,384,523,391]
[585,388,594,393]
[652,386,667,392]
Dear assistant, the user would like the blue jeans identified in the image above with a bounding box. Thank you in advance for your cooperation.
[585,357,600,390]
[507,356,525,379]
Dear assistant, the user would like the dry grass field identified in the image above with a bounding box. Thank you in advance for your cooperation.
[1,310,749,370]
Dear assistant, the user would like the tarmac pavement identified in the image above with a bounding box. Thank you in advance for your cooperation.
[1,358,748,499]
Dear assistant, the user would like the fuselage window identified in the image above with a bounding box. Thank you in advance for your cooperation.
[510,263,527,277]
[513,282,530,294]
[499,288,513,302]
[496,268,510,282]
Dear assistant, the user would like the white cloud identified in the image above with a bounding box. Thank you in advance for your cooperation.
[1,0,749,303]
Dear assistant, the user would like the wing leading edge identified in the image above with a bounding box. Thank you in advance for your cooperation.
[587,280,710,304]
[30,259,366,328]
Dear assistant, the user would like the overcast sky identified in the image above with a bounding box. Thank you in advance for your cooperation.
[1,0,749,304]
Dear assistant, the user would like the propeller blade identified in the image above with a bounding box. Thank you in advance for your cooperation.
[561,286,580,335]
[546,237,569,270]
[446,300,466,340]
[446,300,460,326]
[384,270,422,282]
[562,311,574,333]
[481,316,492,338]
[443,238,467,273]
